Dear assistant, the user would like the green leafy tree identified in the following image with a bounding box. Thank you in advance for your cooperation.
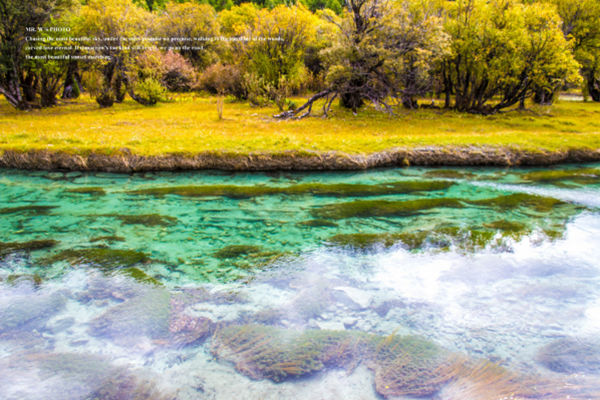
[0,0,72,109]
[220,3,319,109]
[279,0,448,117]
[442,0,580,114]
[74,0,150,106]
[546,0,600,101]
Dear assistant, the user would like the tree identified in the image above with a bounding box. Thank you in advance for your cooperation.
[0,0,72,109]
[442,0,579,114]
[74,0,150,106]
[155,2,221,68]
[546,0,600,101]
[278,0,448,118]
[220,3,319,109]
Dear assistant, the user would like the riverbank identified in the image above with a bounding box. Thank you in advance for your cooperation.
[2,146,600,172]
[1,94,600,171]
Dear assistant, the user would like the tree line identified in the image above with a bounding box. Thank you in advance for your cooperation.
[1,0,599,115]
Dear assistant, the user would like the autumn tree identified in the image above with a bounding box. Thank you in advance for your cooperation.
[155,2,222,68]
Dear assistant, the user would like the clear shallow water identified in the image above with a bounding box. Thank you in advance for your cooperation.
[1,165,600,399]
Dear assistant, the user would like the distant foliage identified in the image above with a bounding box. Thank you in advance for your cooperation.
[2,0,600,112]
[546,0,600,101]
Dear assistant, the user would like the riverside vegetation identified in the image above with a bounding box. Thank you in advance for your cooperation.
[1,94,600,170]
[1,0,600,170]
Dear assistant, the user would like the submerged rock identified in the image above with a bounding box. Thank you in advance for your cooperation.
[91,213,178,227]
[211,324,371,382]
[214,245,263,259]
[65,187,106,195]
[89,287,171,340]
[119,267,162,286]
[89,235,126,243]
[0,291,66,333]
[3,352,174,400]
[327,227,499,252]
[41,248,149,270]
[126,181,453,199]
[0,239,58,259]
[521,168,600,184]
[297,219,339,228]
[211,323,583,398]
[89,286,214,348]
[0,205,57,215]
[537,338,600,374]
[469,193,567,212]
[313,198,464,219]
[423,169,475,179]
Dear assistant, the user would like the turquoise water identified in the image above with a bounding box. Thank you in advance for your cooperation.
[1,165,600,399]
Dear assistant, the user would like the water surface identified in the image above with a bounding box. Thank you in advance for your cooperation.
[1,165,600,399]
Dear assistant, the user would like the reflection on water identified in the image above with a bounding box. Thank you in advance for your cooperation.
[1,165,600,399]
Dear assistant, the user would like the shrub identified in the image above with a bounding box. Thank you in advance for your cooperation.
[131,78,166,106]
[200,63,245,98]
[162,51,198,92]
[133,49,198,92]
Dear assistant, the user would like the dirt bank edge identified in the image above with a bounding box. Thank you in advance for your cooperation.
[1,147,599,172]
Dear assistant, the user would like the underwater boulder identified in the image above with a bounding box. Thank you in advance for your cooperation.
[0,291,66,333]
[88,287,171,340]
[537,338,600,374]
[0,239,58,259]
[314,198,464,219]
[41,248,149,270]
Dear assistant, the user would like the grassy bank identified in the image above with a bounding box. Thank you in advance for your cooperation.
[1,94,600,166]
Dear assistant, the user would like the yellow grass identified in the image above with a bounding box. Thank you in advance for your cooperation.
[1,93,600,156]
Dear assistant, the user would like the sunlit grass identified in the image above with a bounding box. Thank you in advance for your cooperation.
[1,93,599,156]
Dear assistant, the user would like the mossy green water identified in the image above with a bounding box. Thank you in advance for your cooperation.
[1,165,599,399]
[0,164,596,284]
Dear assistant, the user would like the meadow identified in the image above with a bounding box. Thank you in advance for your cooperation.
[1,94,600,158]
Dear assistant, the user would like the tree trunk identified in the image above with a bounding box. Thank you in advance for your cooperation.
[401,95,418,109]
[62,61,81,99]
[588,73,600,102]
[21,70,38,102]
[533,86,555,105]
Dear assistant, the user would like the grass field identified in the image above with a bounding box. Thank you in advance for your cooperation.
[1,93,600,157]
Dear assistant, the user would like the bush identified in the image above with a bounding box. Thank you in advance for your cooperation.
[200,63,245,98]
[161,51,198,92]
[131,78,166,106]
[133,49,198,92]
[96,91,115,108]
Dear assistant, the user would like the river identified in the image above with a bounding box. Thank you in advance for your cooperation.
[1,165,599,399]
